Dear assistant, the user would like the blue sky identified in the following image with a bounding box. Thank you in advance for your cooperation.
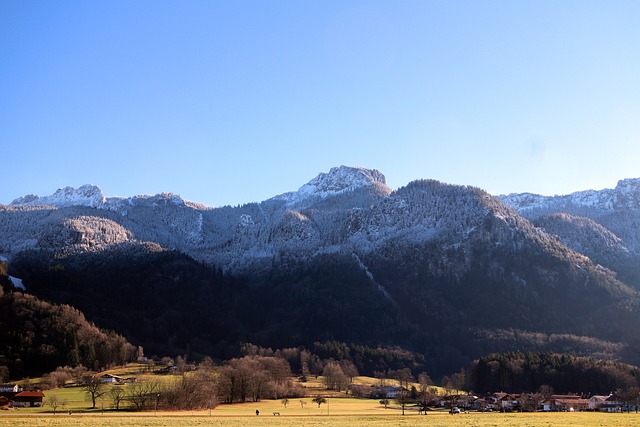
[2,1,639,207]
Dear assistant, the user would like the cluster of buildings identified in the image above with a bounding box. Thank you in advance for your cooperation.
[442,392,637,413]
[0,373,137,409]
[0,385,44,408]
[98,373,138,384]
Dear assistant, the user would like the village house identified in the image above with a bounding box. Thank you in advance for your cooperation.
[382,386,407,399]
[542,395,589,412]
[100,374,125,384]
[485,392,508,411]
[471,397,488,411]
[11,391,45,408]
[498,393,521,411]
[600,394,628,412]
[588,395,611,411]
[453,394,478,410]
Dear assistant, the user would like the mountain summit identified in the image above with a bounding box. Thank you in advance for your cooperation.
[272,166,391,206]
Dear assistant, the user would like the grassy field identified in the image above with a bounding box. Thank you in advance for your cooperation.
[2,395,639,426]
[5,367,638,426]
[1,411,639,427]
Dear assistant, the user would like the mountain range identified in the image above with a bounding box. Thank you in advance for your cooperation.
[2,166,640,377]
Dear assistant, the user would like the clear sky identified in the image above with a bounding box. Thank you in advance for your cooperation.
[2,1,639,207]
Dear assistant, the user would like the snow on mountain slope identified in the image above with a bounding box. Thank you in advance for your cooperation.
[272,166,391,206]
[501,178,640,256]
[11,184,106,208]
[500,178,640,213]
[9,184,201,212]
[9,276,26,290]
[37,216,134,249]
[4,166,640,282]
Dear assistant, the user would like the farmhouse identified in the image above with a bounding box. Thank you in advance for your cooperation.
[100,374,125,384]
[600,394,626,412]
[542,394,589,412]
[588,395,610,411]
[11,391,45,407]
[497,393,521,411]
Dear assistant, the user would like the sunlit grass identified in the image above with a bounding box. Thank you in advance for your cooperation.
[1,411,639,427]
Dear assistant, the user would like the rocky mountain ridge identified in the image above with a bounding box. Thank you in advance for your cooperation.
[5,168,640,277]
[4,166,640,374]
[500,178,640,214]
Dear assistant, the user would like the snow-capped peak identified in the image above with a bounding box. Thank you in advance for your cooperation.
[273,166,390,205]
[11,185,106,208]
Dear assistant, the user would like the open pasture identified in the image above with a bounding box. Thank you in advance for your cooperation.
[1,406,639,427]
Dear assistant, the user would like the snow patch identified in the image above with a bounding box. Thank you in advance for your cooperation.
[352,253,396,304]
[9,276,26,290]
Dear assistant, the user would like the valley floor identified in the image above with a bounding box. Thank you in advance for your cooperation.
[1,409,639,427]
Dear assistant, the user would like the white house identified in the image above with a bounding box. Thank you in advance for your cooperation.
[588,395,610,411]
[100,374,124,384]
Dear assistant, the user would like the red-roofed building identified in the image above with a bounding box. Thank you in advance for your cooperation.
[542,394,589,412]
[12,391,45,407]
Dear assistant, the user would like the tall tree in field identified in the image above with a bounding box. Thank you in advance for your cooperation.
[47,394,61,415]
[417,372,433,411]
[339,360,359,383]
[312,395,326,408]
[322,361,349,392]
[394,368,414,416]
[109,386,127,410]
[418,372,432,397]
[84,376,105,409]
[452,369,466,392]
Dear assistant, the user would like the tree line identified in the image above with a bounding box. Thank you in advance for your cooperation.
[467,351,640,394]
[35,348,640,413]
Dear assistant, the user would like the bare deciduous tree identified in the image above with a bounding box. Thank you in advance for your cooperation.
[322,361,349,392]
[47,394,61,415]
[128,381,161,411]
[109,386,127,410]
[394,368,414,416]
[83,376,105,409]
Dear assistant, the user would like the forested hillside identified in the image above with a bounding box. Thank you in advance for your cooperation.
[468,352,640,394]
[0,260,135,380]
